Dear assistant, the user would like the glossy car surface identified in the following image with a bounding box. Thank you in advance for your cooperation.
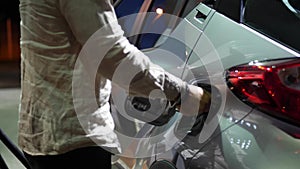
[112,0,300,169]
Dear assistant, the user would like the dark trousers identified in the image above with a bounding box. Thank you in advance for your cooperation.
[24,146,112,169]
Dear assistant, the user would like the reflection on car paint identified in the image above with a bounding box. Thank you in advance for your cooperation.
[229,137,252,150]
[227,116,258,131]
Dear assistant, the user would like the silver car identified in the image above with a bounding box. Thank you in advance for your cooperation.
[112,0,300,169]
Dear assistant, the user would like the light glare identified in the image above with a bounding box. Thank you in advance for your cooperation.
[156,8,164,15]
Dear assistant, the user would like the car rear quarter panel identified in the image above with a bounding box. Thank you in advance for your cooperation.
[182,4,300,169]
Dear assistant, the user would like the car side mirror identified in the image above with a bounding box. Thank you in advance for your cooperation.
[283,0,300,19]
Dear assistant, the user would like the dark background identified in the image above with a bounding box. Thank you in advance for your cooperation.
[0,0,21,88]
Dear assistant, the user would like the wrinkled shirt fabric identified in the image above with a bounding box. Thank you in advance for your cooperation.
[18,0,184,155]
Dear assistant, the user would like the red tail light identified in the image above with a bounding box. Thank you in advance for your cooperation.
[226,58,300,126]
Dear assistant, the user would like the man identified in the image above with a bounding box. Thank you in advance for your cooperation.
[18,0,210,168]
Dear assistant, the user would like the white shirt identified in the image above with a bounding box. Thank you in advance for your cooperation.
[18,0,185,155]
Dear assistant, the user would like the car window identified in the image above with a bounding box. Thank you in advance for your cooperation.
[213,0,242,22]
[115,0,202,49]
[137,0,191,49]
[114,0,145,37]
[115,0,145,18]
[243,0,300,52]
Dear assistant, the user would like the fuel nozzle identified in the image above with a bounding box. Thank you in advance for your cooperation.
[175,82,221,137]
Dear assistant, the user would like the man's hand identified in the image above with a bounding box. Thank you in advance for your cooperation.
[177,84,211,116]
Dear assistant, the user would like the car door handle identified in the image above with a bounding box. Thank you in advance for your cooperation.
[195,9,208,20]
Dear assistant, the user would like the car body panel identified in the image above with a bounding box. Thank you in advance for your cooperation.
[177,2,300,169]
[186,5,299,72]
[220,107,300,169]
[112,1,300,169]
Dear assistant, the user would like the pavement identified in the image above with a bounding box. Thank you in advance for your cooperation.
[0,88,24,169]
[0,61,24,168]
